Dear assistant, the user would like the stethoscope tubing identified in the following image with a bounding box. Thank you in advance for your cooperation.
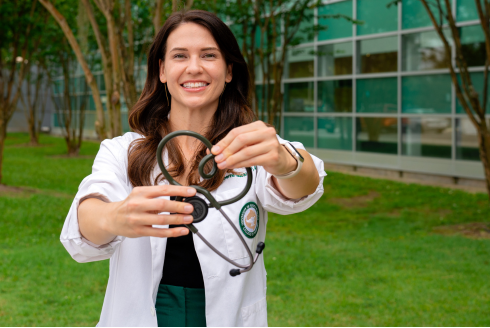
[157,130,263,276]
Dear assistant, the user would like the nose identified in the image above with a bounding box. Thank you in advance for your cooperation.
[186,55,203,75]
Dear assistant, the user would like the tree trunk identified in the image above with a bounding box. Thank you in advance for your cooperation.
[479,128,490,200]
[0,115,6,184]
[39,0,107,140]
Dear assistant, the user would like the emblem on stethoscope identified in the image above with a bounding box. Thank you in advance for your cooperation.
[157,130,265,277]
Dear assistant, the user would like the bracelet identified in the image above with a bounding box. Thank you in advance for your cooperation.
[272,143,304,179]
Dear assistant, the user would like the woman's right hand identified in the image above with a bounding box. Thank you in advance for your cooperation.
[78,185,197,245]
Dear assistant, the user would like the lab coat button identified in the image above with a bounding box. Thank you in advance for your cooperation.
[150,307,155,316]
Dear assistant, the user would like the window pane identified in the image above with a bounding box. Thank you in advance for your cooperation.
[89,95,95,111]
[295,9,314,44]
[318,117,353,150]
[318,42,353,76]
[318,79,352,113]
[318,1,353,40]
[357,0,398,35]
[402,75,451,114]
[460,25,486,67]
[283,116,314,147]
[402,117,452,158]
[284,82,314,112]
[358,36,398,74]
[457,0,481,21]
[69,77,76,93]
[456,72,490,113]
[287,47,314,78]
[356,117,398,154]
[356,77,397,113]
[255,84,269,118]
[402,0,451,29]
[97,74,105,92]
[456,118,490,160]
[402,30,451,71]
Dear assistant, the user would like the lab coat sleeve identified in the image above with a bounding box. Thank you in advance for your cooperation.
[60,133,137,263]
[255,136,327,215]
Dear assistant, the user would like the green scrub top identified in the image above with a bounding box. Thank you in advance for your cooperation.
[156,284,206,327]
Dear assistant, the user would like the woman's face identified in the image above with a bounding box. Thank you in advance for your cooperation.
[160,23,233,111]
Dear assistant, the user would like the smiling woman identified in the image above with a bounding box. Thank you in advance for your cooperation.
[62,9,326,328]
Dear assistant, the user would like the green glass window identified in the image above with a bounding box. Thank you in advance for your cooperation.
[402,117,452,158]
[69,77,77,93]
[295,9,314,44]
[356,77,397,113]
[283,116,314,147]
[318,117,353,150]
[460,24,486,67]
[402,30,451,71]
[287,47,314,78]
[254,19,281,48]
[456,118,490,160]
[357,0,398,35]
[356,117,398,154]
[456,72,490,114]
[358,36,398,73]
[317,42,353,76]
[457,0,481,21]
[318,79,352,113]
[284,82,314,112]
[255,84,270,118]
[318,0,353,41]
[402,0,451,29]
[97,74,105,92]
[402,74,451,114]
[53,80,63,95]
[88,95,96,111]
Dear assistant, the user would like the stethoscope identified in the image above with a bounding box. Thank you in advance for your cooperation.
[157,130,265,277]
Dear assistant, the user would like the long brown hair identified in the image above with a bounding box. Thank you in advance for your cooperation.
[128,10,255,190]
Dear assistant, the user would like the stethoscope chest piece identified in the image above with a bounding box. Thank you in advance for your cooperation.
[183,196,208,223]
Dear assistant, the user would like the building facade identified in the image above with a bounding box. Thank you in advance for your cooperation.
[52,0,489,182]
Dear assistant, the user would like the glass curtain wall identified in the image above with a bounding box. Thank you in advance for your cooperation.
[278,0,489,169]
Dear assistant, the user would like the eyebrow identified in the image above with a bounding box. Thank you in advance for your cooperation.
[169,47,220,52]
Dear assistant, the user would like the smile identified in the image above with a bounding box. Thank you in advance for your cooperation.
[181,82,209,89]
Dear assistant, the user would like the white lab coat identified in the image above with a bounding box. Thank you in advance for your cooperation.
[60,132,326,327]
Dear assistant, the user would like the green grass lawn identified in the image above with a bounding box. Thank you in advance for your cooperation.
[1,133,490,326]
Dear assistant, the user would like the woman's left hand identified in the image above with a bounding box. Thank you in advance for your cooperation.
[211,121,297,175]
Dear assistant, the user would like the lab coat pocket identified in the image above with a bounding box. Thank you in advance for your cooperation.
[241,297,268,327]
[218,187,259,261]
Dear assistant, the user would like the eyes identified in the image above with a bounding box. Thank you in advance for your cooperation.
[173,53,217,59]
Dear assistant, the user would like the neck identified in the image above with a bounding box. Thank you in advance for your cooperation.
[168,99,219,151]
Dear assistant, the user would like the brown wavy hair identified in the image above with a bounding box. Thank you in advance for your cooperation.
[127,10,255,190]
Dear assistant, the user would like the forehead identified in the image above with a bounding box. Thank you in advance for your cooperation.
[166,23,219,51]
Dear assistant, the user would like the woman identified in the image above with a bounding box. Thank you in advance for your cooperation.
[61,10,326,327]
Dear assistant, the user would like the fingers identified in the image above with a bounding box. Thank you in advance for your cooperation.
[226,153,273,170]
[136,213,194,226]
[140,198,195,214]
[133,185,196,198]
[217,143,269,169]
[211,121,267,155]
[214,131,265,164]
[138,226,190,238]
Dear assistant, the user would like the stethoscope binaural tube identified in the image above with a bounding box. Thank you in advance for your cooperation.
[156,130,266,277]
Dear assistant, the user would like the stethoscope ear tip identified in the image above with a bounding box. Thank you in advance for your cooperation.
[256,242,265,254]
[229,269,241,277]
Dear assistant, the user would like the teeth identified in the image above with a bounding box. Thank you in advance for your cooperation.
[182,82,208,88]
